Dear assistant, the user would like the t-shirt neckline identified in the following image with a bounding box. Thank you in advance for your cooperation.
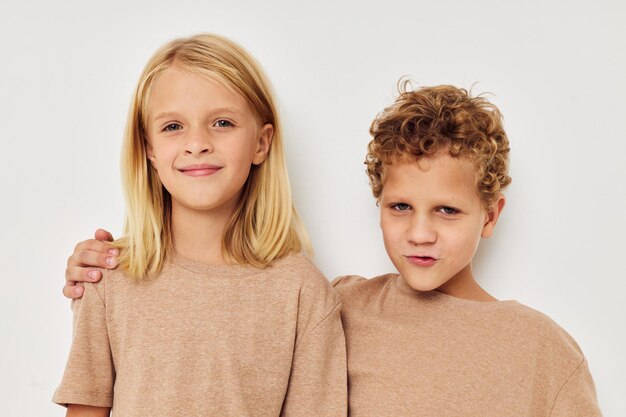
[394,274,518,309]
[169,252,265,278]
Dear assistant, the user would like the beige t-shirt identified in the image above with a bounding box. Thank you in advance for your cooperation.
[53,253,347,417]
[333,274,602,417]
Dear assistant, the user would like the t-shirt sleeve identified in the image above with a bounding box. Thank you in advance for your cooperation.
[52,281,114,408]
[280,302,347,417]
[550,358,602,417]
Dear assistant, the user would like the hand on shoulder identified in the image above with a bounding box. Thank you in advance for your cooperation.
[63,229,118,299]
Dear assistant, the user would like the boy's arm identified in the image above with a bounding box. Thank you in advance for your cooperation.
[63,229,118,299]
[550,359,602,417]
[280,303,347,417]
[66,404,110,417]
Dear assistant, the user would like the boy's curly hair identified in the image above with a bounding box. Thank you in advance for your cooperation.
[366,83,511,207]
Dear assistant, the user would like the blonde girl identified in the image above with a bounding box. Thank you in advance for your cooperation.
[54,34,346,417]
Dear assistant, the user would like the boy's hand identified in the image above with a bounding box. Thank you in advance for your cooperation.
[63,229,118,299]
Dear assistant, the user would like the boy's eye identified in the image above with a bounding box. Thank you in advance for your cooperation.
[391,203,411,211]
[438,206,459,215]
[162,123,182,132]
[214,119,234,128]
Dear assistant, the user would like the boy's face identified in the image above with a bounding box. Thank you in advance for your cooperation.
[379,152,504,296]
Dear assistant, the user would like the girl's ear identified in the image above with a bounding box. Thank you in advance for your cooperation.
[481,195,506,238]
[252,124,274,165]
[146,140,157,168]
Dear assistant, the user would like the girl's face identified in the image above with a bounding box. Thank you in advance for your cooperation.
[145,67,273,216]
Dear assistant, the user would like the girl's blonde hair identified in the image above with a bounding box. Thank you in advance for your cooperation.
[116,33,311,279]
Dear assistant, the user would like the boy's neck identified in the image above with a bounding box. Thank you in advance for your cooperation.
[170,202,235,266]
[436,264,498,302]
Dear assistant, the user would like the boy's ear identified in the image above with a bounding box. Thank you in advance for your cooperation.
[252,123,274,165]
[481,195,506,238]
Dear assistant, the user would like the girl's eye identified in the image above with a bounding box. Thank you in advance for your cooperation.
[162,123,182,132]
[391,203,411,211]
[438,206,459,215]
[214,119,234,128]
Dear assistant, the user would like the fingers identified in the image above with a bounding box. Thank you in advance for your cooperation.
[65,239,119,290]
[63,231,118,300]
[73,238,116,255]
[70,243,118,269]
[62,282,84,299]
[65,263,105,283]
[66,248,118,283]
[94,228,114,242]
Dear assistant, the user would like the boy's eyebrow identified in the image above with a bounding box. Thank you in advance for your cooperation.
[381,194,470,206]
[380,194,406,203]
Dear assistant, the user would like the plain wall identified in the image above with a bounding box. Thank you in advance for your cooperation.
[1,0,624,415]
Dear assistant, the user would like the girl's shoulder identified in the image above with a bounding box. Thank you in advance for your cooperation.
[269,252,340,314]
[270,251,318,270]
[267,252,331,289]
[69,267,130,313]
[84,266,134,298]
[269,253,342,346]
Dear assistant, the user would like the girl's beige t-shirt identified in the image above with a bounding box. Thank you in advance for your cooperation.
[333,274,602,417]
[53,253,347,417]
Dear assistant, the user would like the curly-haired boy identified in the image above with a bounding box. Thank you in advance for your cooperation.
[333,84,602,416]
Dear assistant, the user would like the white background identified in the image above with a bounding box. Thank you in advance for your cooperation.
[1,0,624,416]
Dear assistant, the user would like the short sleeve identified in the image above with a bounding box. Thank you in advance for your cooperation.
[550,359,602,417]
[278,257,348,416]
[280,303,347,417]
[52,282,114,408]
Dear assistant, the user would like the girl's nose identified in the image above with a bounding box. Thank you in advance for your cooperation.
[407,215,437,246]
[184,128,213,155]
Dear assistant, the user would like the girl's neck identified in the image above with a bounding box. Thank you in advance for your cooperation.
[170,201,235,266]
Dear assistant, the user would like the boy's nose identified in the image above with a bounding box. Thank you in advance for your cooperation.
[406,215,437,245]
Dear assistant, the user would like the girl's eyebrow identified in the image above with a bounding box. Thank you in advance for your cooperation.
[152,112,178,122]
[152,107,244,123]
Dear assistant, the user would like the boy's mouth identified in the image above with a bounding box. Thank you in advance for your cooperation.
[405,255,438,266]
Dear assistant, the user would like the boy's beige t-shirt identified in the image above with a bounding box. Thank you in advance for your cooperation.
[53,253,347,417]
[333,274,602,417]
